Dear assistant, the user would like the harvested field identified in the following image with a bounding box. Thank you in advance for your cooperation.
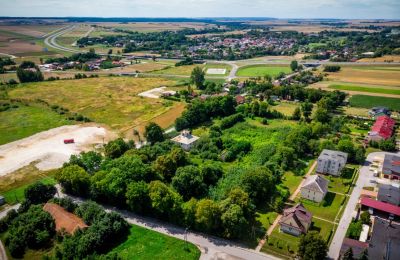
[0,25,65,37]
[106,61,170,73]
[8,77,184,132]
[150,64,204,76]
[94,22,212,32]
[357,55,400,63]
[324,66,400,87]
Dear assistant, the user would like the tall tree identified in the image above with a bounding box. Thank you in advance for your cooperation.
[145,122,164,145]
[191,66,205,89]
[301,102,313,120]
[298,231,328,260]
[342,247,354,260]
[290,60,298,72]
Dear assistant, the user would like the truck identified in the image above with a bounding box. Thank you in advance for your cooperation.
[63,139,75,144]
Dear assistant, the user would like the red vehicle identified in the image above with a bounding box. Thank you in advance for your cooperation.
[63,139,75,144]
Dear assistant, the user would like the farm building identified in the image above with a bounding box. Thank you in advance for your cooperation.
[43,203,88,234]
[360,197,400,219]
[316,149,348,176]
[279,203,312,236]
[368,106,391,118]
[381,154,400,180]
[300,175,329,203]
[368,217,400,260]
[367,115,396,142]
[171,130,199,151]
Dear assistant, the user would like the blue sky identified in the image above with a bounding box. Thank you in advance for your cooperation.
[1,0,399,19]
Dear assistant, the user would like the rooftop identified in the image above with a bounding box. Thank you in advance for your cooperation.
[301,175,329,194]
[280,203,312,233]
[360,197,400,217]
[378,184,400,206]
[340,238,368,259]
[370,115,396,140]
[318,149,348,162]
[171,130,199,145]
[368,217,400,260]
[383,154,400,175]
[43,203,88,234]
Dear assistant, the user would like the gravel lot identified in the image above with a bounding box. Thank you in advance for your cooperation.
[0,125,115,177]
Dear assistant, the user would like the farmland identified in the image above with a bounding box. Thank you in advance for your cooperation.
[7,77,184,134]
[349,95,400,110]
[236,65,291,77]
[0,102,73,145]
[328,84,400,96]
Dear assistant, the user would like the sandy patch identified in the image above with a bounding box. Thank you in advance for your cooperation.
[207,68,226,75]
[0,125,115,177]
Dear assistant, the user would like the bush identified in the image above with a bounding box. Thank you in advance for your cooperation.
[220,113,244,129]
[324,65,341,72]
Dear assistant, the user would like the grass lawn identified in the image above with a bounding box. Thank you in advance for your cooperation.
[0,103,73,145]
[261,218,335,258]
[323,167,357,194]
[272,102,300,117]
[236,65,291,77]
[329,84,400,95]
[8,77,184,133]
[281,171,303,196]
[349,95,400,111]
[299,192,346,222]
[0,163,58,205]
[256,211,279,231]
[108,225,200,260]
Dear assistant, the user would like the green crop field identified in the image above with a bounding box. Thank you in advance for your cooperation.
[0,103,73,145]
[349,95,400,110]
[108,225,200,260]
[236,65,291,77]
[329,84,400,95]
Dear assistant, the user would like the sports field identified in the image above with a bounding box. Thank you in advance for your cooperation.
[7,77,184,133]
[236,65,291,77]
[349,95,400,110]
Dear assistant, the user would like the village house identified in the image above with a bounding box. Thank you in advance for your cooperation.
[316,149,348,176]
[381,154,400,180]
[171,130,199,151]
[368,106,391,118]
[367,115,396,142]
[300,175,329,203]
[279,203,312,236]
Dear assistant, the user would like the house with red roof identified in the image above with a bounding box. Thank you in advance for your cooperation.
[367,115,396,142]
[279,203,312,236]
[360,197,400,218]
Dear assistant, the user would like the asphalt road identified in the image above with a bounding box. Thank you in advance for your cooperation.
[327,151,399,260]
[55,185,279,260]
[44,25,81,53]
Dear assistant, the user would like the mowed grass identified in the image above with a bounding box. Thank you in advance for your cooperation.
[204,63,231,76]
[236,65,291,77]
[108,225,200,260]
[8,77,183,132]
[261,218,334,258]
[299,192,346,221]
[349,95,400,110]
[281,171,303,196]
[0,103,73,145]
[272,102,301,117]
[329,84,400,95]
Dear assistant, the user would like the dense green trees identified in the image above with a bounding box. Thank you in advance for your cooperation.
[16,61,44,83]
[172,166,207,200]
[324,65,341,72]
[104,138,131,159]
[24,182,56,205]
[298,231,328,260]
[6,205,55,258]
[145,122,165,145]
[56,165,91,196]
[290,60,298,71]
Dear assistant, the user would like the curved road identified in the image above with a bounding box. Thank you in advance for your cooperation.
[54,185,279,260]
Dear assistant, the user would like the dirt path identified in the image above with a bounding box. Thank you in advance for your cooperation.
[255,161,317,252]
[0,124,116,177]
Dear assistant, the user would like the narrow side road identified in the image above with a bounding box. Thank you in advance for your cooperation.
[55,185,279,260]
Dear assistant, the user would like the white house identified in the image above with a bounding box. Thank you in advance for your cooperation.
[300,175,329,203]
[171,130,199,151]
[316,149,348,176]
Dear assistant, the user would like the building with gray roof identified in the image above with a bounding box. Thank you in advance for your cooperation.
[316,149,348,176]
